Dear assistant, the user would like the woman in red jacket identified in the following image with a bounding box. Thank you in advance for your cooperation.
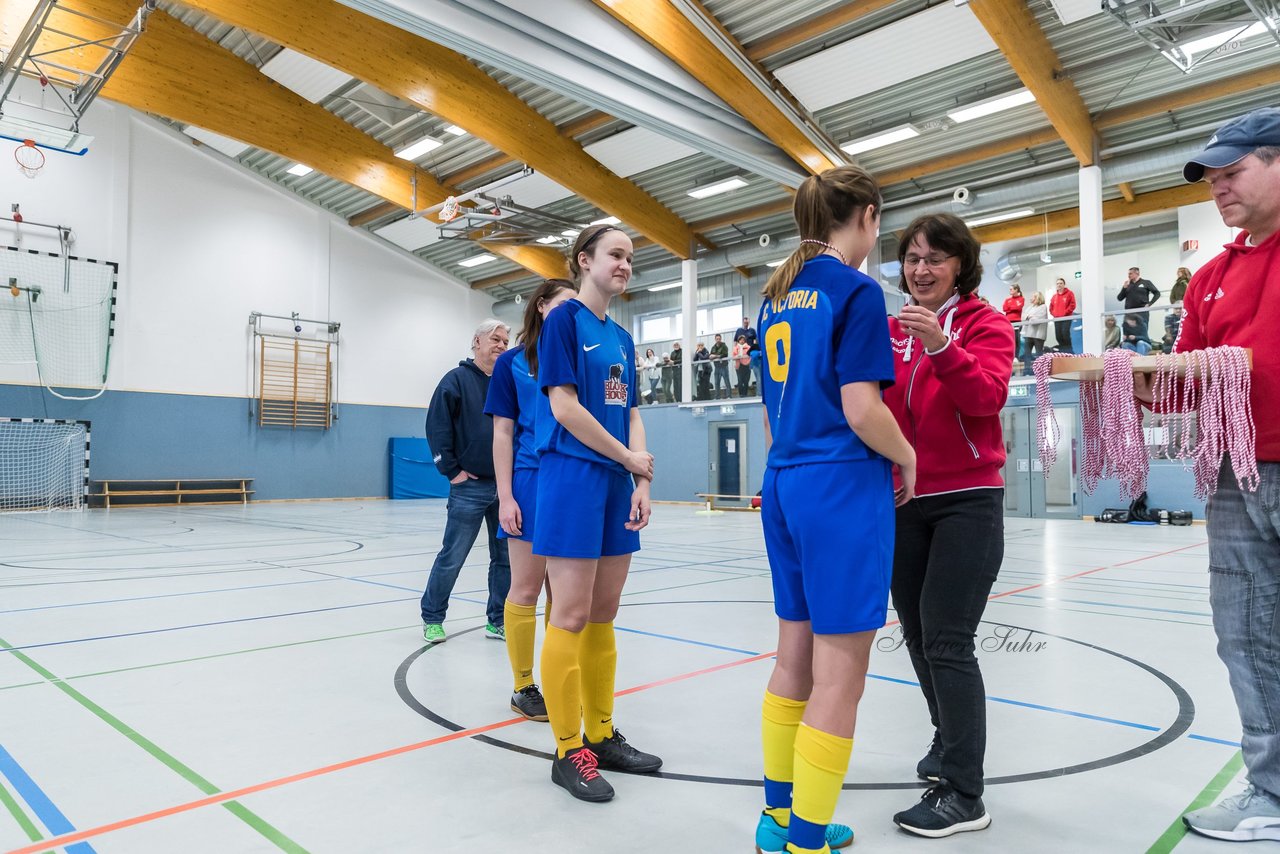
[1048,277,1077,354]
[883,213,1014,838]
[1001,284,1024,370]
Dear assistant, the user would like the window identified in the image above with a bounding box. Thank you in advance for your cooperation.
[636,300,742,344]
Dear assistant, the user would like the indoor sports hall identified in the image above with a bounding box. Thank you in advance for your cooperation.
[1,1,1277,853]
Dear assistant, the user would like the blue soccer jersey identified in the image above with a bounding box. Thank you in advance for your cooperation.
[759,255,895,467]
[484,345,540,472]
[536,299,636,472]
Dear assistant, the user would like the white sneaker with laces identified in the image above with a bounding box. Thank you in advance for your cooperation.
[1184,784,1280,841]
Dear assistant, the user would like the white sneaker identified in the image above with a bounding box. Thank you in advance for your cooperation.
[1184,784,1280,841]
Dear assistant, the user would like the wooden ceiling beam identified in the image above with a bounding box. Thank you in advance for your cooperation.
[1095,66,1280,129]
[591,0,839,174]
[179,0,696,258]
[970,183,1210,243]
[482,244,569,282]
[968,0,1097,166]
[1117,182,1136,203]
[744,0,900,61]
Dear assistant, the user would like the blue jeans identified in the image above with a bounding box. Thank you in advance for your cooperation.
[1207,461,1280,797]
[1121,340,1151,355]
[420,477,510,627]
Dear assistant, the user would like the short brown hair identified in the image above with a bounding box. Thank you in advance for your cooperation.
[896,213,983,296]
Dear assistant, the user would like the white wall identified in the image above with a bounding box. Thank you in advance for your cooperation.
[1178,200,1237,275]
[0,100,494,406]
[1029,240,1182,315]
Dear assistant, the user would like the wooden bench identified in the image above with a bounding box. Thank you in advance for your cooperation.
[91,477,254,509]
[695,492,759,512]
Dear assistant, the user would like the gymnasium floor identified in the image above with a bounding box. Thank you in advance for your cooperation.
[0,500,1248,853]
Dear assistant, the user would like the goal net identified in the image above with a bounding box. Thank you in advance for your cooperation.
[0,247,116,400]
[0,418,89,512]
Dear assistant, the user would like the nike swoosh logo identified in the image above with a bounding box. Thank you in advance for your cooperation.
[559,735,575,742]
[584,344,601,351]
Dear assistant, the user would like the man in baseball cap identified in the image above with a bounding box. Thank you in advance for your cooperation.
[1149,106,1280,841]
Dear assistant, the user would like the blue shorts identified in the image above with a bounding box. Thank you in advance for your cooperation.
[533,452,640,559]
[498,468,538,542]
[762,459,895,634]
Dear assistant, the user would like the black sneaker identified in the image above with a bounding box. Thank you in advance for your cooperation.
[916,731,944,782]
[894,783,991,838]
[551,747,614,802]
[583,728,663,774]
[510,685,549,721]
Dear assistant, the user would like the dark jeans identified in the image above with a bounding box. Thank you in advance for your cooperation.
[1053,319,1073,353]
[420,477,510,627]
[736,363,751,398]
[1023,337,1044,371]
[1207,460,1280,797]
[713,362,731,398]
[890,488,1004,798]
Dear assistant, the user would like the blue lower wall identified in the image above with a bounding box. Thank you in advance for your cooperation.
[640,401,767,503]
[0,384,432,500]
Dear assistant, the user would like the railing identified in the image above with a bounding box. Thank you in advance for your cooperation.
[1006,303,1186,378]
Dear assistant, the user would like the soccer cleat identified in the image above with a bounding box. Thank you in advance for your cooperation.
[754,811,853,854]
[1184,784,1280,841]
[485,622,506,641]
[894,783,991,838]
[551,747,614,802]
[917,731,944,782]
[422,623,446,644]
[510,684,549,722]
[583,728,662,774]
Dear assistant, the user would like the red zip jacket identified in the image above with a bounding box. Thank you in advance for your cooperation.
[885,294,1015,496]
[1049,288,1076,318]
[1002,295,1024,323]
[1174,229,1280,461]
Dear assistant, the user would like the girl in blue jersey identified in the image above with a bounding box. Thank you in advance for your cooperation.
[535,224,661,802]
[485,277,578,723]
[754,166,917,854]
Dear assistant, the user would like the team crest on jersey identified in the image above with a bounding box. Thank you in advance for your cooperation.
[605,363,628,405]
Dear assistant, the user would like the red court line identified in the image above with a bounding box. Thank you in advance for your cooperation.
[9,537,1207,854]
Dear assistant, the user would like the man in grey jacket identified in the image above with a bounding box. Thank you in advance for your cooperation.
[420,319,511,644]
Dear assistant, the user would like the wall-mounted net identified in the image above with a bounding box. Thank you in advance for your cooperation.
[0,247,116,400]
[0,418,89,512]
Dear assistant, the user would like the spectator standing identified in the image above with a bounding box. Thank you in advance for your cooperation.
[659,352,673,403]
[732,334,752,398]
[1020,292,1048,371]
[1048,277,1076,353]
[710,333,731,399]
[693,342,712,400]
[1001,284,1024,365]
[670,342,683,401]
[1117,266,1160,337]
[421,319,513,644]
[1170,266,1192,304]
[641,348,661,403]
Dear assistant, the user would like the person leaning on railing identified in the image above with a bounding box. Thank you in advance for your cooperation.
[1019,291,1048,371]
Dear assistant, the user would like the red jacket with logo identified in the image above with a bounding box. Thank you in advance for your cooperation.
[1174,229,1280,461]
[1002,295,1024,323]
[885,294,1015,496]
[1049,288,1076,318]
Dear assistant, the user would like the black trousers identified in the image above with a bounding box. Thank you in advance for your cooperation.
[890,489,1004,798]
[1053,319,1073,353]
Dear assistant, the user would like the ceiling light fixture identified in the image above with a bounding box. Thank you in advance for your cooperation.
[964,208,1036,228]
[946,89,1036,124]
[286,163,314,176]
[840,124,920,156]
[591,216,622,226]
[687,176,748,199]
[561,229,581,237]
[536,235,561,244]
[443,124,467,136]
[648,282,682,292]
[457,253,498,268]
[1174,20,1270,59]
[395,136,443,160]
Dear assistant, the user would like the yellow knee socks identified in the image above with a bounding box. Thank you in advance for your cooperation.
[503,600,537,692]
[540,625,584,756]
[762,691,807,826]
[788,723,853,854]
[580,621,617,743]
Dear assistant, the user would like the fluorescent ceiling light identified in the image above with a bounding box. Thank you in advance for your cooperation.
[1176,21,1269,58]
[688,176,748,199]
[648,282,682,292]
[457,253,498,268]
[765,258,787,268]
[964,208,1035,228]
[395,137,443,160]
[841,125,919,156]
[561,229,581,237]
[591,216,621,226]
[946,89,1036,124]
[536,235,561,244]
[444,124,467,136]
[286,163,314,176]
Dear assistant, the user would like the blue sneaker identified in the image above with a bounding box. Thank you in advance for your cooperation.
[754,811,854,853]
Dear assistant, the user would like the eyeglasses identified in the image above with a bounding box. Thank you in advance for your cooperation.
[902,254,955,269]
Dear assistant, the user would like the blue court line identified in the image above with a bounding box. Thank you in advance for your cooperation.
[1188,734,1242,747]
[0,741,96,853]
[1009,593,1211,618]
[613,626,760,656]
[0,596,414,652]
[0,576,332,615]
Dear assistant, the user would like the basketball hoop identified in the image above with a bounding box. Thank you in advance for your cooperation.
[15,140,44,179]
[438,195,460,223]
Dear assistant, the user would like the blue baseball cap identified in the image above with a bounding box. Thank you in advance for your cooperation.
[1184,107,1280,182]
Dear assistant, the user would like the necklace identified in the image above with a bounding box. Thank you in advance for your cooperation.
[799,239,848,266]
